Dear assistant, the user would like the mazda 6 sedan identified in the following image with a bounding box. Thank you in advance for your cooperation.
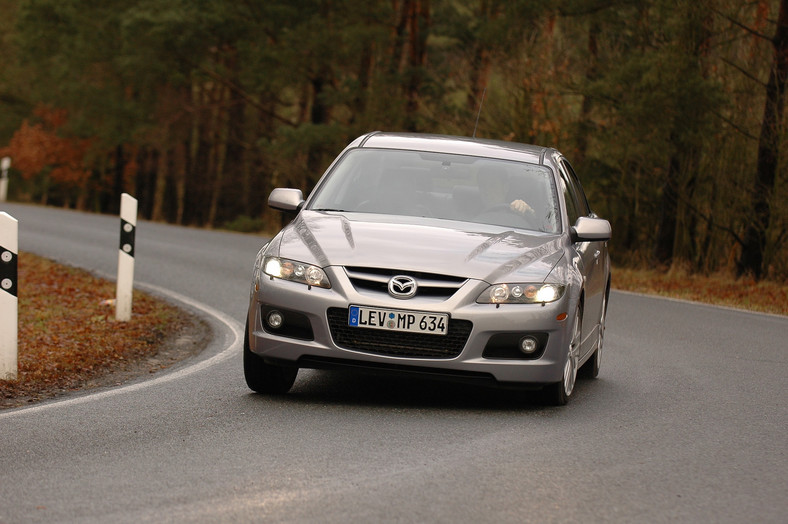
[245,132,611,405]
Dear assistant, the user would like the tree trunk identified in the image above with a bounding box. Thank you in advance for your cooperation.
[404,0,429,131]
[575,18,599,167]
[224,49,248,222]
[207,78,229,228]
[183,78,202,225]
[654,3,712,269]
[352,40,374,120]
[738,0,788,278]
[388,0,409,76]
[152,146,169,222]
[654,143,680,266]
[175,140,188,226]
[466,0,498,115]
[111,145,124,215]
[305,74,331,188]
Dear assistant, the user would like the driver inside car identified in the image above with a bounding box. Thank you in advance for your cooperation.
[478,165,535,216]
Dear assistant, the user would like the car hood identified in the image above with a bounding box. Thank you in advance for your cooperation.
[270,211,566,283]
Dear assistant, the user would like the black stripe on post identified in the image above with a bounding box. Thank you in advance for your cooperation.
[0,246,17,298]
[120,219,136,258]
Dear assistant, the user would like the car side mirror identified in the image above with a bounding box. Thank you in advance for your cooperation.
[268,188,304,212]
[571,216,611,243]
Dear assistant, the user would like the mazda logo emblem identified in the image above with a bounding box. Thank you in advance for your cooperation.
[388,275,417,299]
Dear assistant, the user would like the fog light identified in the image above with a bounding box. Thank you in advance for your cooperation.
[519,336,538,354]
[267,310,284,329]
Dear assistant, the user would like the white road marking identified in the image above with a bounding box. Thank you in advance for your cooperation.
[0,282,243,419]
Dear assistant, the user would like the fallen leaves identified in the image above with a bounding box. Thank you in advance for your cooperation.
[612,267,788,316]
[0,252,195,407]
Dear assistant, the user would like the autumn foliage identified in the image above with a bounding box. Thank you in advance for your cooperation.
[613,267,788,316]
[0,1,786,279]
[0,104,92,190]
[0,253,196,409]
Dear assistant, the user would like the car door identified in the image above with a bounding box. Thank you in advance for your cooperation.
[557,158,606,358]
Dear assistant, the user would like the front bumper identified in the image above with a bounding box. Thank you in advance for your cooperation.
[248,267,574,386]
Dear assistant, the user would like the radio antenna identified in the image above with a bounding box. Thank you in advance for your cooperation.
[472,87,486,139]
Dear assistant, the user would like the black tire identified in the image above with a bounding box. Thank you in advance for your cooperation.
[578,347,600,379]
[244,324,298,394]
[579,285,608,380]
[544,379,569,406]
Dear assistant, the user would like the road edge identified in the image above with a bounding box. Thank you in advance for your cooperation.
[0,282,243,419]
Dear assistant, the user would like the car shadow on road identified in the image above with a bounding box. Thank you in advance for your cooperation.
[244,369,602,412]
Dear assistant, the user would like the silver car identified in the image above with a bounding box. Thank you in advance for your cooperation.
[245,132,611,405]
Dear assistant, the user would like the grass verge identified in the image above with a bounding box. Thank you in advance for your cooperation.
[0,252,208,409]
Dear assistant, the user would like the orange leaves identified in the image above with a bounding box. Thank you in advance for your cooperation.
[0,104,92,187]
[34,104,68,128]
[3,120,49,177]
[613,267,788,316]
[1,253,188,407]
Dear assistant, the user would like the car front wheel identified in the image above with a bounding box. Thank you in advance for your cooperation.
[545,304,582,406]
[244,323,298,394]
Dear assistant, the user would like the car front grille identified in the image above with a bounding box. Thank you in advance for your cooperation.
[327,307,472,359]
[344,266,467,300]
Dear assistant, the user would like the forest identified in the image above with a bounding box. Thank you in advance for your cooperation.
[0,0,786,280]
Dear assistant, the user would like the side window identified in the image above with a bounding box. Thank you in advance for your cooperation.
[560,159,591,217]
[558,164,580,226]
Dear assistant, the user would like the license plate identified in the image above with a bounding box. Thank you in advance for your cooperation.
[348,305,448,335]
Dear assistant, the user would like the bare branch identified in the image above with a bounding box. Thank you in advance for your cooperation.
[712,7,774,42]
[721,58,768,88]
[712,110,760,141]
[775,227,787,250]
[177,52,297,128]
[675,191,745,247]
[556,0,635,18]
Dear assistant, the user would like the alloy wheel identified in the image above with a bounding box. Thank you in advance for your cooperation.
[563,308,582,397]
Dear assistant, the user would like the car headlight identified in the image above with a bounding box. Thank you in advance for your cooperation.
[261,256,331,289]
[477,283,565,304]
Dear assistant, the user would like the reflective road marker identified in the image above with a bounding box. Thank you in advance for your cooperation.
[0,212,18,380]
[116,193,137,321]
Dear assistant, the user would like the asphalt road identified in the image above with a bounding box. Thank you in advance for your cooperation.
[1,202,786,523]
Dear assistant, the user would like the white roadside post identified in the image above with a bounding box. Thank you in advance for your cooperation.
[0,212,18,380]
[116,193,137,322]
[0,157,11,202]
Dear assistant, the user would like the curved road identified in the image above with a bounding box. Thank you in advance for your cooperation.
[1,202,786,523]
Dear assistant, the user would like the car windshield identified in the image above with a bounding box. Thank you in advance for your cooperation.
[308,148,560,234]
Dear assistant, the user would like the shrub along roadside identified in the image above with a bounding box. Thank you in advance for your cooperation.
[0,252,208,409]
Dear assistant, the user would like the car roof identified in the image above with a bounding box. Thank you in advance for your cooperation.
[351,131,553,166]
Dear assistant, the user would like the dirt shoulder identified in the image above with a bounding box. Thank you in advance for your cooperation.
[0,253,211,409]
[1,314,210,409]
